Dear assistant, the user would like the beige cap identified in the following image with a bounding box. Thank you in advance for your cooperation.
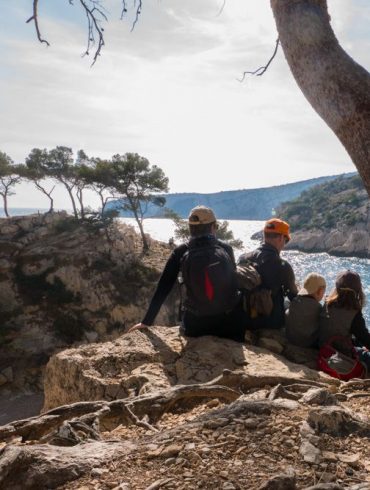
[188,206,216,225]
[298,273,326,296]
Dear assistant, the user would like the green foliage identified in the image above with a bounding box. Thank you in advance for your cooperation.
[278,175,369,230]
[108,153,169,251]
[0,151,22,216]
[14,264,80,306]
[53,217,81,234]
[110,260,159,305]
[164,208,243,249]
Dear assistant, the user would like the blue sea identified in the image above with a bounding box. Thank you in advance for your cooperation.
[0,208,48,217]
[120,218,370,324]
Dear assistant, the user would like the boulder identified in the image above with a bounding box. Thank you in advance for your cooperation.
[43,327,338,410]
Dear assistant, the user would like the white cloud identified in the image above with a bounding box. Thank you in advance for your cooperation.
[0,0,368,208]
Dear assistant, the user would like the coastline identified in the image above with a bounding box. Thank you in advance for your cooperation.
[285,224,370,260]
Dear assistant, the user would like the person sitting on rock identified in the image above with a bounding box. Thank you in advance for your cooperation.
[238,218,298,330]
[285,272,326,348]
[127,205,247,342]
[319,270,370,370]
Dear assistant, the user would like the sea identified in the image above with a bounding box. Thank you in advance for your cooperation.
[119,217,370,324]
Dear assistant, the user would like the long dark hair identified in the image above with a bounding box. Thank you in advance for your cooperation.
[326,282,365,311]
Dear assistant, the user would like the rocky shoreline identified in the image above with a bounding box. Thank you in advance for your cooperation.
[285,223,370,259]
[252,222,370,259]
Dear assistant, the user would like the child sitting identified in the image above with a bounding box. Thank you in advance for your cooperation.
[319,270,370,370]
[285,272,326,348]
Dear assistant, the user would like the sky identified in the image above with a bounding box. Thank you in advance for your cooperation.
[0,0,369,210]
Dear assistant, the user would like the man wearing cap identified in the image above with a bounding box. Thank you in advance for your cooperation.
[238,218,298,329]
[127,205,246,341]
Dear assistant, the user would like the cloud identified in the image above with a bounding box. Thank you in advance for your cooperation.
[0,0,368,207]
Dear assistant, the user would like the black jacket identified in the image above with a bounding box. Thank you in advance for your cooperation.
[142,236,236,326]
[238,243,297,328]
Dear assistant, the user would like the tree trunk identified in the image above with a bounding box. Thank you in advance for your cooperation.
[2,193,9,218]
[77,188,85,219]
[127,195,149,252]
[64,183,78,218]
[35,182,54,213]
[270,0,370,197]
[48,194,54,213]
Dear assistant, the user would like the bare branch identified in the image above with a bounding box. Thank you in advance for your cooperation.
[131,0,143,31]
[26,0,50,47]
[121,0,128,20]
[78,0,108,65]
[216,0,226,17]
[238,37,280,82]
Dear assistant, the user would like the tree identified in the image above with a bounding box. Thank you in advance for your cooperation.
[22,148,55,213]
[164,209,243,250]
[270,0,370,198]
[110,153,169,252]
[0,152,21,217]
[26,0,370,197]
[46,146,79,218]
[77,158,116,215]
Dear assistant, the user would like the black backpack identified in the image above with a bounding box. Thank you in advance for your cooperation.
[180,237,239,316]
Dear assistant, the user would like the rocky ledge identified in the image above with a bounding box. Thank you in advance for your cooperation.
[1,327,370,489]
[285,223,370,259]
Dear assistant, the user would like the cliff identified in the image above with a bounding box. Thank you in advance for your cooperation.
[0,213,177,396]
[279,175,370,258]
[286,222,370,258]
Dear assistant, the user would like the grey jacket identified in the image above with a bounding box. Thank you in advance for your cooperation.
[319,304,358,347]
[285,295,322,348]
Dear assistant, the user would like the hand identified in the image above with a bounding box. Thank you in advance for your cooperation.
[126,322,149,334]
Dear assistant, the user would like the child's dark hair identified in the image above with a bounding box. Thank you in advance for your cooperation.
[326,270,365,310]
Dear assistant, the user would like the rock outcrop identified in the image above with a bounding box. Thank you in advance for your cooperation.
[0,213,177,394]
[0,330,369,489]
[285,223,370,258]
[43,327,336,410]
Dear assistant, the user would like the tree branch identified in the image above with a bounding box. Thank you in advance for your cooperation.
[238,37,280,82]
[78,0,107,65]
[131,0,143,31]
[26,0,50,47]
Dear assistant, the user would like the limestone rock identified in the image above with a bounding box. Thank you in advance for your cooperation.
[300,440,321,464]
[258,473,296,489]
[286,222,370,259]
[43,327,336,410]
[300,388,338,406]
[308,406,370,437]
[0,213,177,395]
[0,440,136,489]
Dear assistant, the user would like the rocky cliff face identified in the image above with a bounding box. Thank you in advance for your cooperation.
[0,213,177,395]
[286,222,370,258]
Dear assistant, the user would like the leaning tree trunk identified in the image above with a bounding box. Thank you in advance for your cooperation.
[1,194,9,218]
[270,0,370,197]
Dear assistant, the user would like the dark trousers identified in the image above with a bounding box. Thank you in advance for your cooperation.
[182,301,247,343]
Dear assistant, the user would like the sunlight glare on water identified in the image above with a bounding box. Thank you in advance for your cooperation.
[120,217,370,323]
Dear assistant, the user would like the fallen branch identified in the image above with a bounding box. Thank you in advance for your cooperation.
[0,384,239,443]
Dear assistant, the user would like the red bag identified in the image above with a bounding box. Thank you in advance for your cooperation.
[318,336,366,381]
